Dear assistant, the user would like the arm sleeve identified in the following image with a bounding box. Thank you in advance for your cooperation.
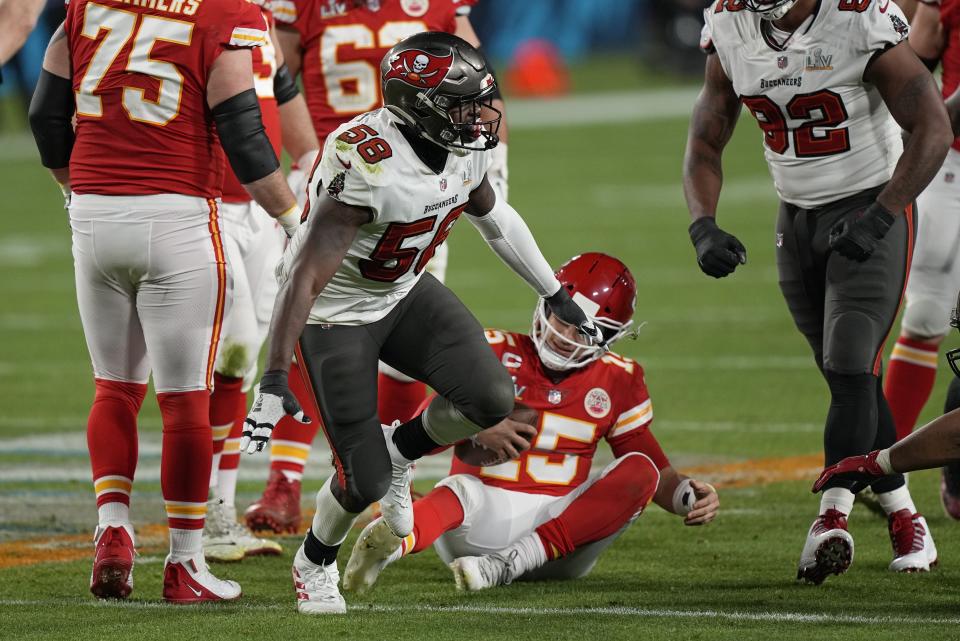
[465,196,561,297]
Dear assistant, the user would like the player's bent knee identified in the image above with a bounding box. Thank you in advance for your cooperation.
[462,368,515,428]
[611,453,660,505]
[902,298,952,342]
[824,310,879,374]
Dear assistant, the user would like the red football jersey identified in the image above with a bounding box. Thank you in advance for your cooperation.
[937,0,960,151]
[220,6,283,203]
[448,330,669,497]
[273,0,474,146]
[67,0,268,197]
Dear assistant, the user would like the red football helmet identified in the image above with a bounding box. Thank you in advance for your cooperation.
[532,253,637,371]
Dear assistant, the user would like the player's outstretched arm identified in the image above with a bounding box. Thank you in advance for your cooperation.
[653,466,719,526]
[867,41,952,215]
[465,176,603,346]
[207,48,300,236]
[28,23,72,196]
[682,54,746,279]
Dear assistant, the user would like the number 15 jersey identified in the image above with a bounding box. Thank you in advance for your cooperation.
[281,108,489,325]
[701,0,910,208]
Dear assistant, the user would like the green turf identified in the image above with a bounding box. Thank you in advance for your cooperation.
[3,83,960,637]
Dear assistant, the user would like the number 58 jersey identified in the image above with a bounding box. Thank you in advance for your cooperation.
[281,108,489,325]
[701,0,910,208]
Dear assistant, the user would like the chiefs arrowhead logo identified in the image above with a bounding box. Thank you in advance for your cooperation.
[384,49,453,89]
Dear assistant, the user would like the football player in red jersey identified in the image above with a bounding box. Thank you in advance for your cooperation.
[244,0,511,535]
[203,0,321,562]
[29,0,300,603]
[882,0,960,516]
[341,253,720,593]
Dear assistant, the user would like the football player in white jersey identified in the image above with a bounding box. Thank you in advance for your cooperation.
[686,0,952,584]
[239,32,603,614]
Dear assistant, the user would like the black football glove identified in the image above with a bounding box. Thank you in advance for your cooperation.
[240,369,311,454]
[828,202,896,262]
[688,217,747,278]
[544,287,607,350]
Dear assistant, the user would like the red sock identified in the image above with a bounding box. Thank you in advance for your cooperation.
[536,454,659,560]
[219,393,246,473]
[209,373,243,484]
[885,336,939,440]
[401,486,464,555]
[158,390,212,531]
[269,359,321,478]
[88,379,147,508]
[377,372,427,425]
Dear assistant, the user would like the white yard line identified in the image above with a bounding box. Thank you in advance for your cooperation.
[0,598,953,625]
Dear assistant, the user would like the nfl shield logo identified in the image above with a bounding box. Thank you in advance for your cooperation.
[777,56,788,69]
[439,178,447,191]
[548,390,562,405]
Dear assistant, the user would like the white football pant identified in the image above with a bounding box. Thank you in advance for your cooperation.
[70,194,232,392]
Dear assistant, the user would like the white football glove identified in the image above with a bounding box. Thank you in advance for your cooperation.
[487,142,508,203]
[240,370,311,454]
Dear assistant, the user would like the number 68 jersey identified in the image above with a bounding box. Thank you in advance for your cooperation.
[701,0,910,208]
[281,107,489,325]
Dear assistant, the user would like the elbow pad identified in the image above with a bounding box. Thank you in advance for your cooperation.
[273,63,300,106]
[29,69,75,169]
[212,88,280,184]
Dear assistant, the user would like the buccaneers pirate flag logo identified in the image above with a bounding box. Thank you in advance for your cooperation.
[384,49,453,88]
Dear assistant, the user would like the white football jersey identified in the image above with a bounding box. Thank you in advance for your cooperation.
[282,108,489,325]
[701,0,910,207]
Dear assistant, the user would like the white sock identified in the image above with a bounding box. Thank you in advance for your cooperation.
[98,501,130,526]
[875,485,917,515]
[500,534,548,581]
[209,453,222,489]
[281,469,303,482]
[169,528,203,560]
[218,468,239,508]
[819,487,855,517]
[312,475,359,545]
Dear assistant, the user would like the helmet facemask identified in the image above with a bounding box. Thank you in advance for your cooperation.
[743,0,798,20]
[409,88,501,156]
[531,297,632,372]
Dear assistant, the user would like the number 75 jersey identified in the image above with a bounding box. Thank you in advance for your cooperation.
[281,107,489,325]
[701,0,910,208]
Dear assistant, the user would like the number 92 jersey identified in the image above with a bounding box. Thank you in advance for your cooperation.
[280,107,488,325]
[273,0,475,147]
[448,330,669,497]
[66,0,268,198]
[701,0,909,208]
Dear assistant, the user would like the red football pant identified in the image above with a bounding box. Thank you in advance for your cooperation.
[158,390,212,530]
[536,454,659,560]
[885,336,939,440]
[402,486,465,555]
[88,379,147,508]
[377,371,427,426]
[268,359,321,478]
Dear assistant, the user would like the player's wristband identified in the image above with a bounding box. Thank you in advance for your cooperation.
[672,479,716,515]
[275,205,300,237]
[274,63,300,106]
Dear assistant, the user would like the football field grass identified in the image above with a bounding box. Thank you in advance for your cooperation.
[3,87,960,639]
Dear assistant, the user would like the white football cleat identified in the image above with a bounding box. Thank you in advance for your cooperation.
[380,422,415,537]
[204,498,283,561]
[888,510,938,572]
[343,517,402,594]
[450,552,517,592]
[292,545,346,614]
[796,509,854,585]
[162,553,241,603]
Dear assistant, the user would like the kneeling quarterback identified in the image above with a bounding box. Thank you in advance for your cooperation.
[342,253,720,593]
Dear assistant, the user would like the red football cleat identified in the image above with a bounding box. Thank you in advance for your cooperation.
[162,554,241,603]
[90,525,135,599]
[244,469,303,534]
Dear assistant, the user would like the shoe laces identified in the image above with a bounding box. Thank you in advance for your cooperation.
[485,550,518,587]
[889,510,924,555]
[206,499,232,536]
[388,463,412,510]
[300,562,340,597]
[815,508,848,534]
[262,474,296,505]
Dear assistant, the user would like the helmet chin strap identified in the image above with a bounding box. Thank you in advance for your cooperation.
[759,0,797,20]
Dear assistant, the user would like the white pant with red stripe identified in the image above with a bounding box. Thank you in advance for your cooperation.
[904,147,960,338]
[214,200,285,390]
[432,456,639,581]
[70,193,231,392]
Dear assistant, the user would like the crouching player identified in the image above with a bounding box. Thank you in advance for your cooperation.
[343,253,720,593]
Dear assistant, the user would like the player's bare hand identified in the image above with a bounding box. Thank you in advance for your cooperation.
[473,418,537,461]
[684,480,719,526]
[544,286,608,350]
[688,217,746,278]
[240,370,311,454]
